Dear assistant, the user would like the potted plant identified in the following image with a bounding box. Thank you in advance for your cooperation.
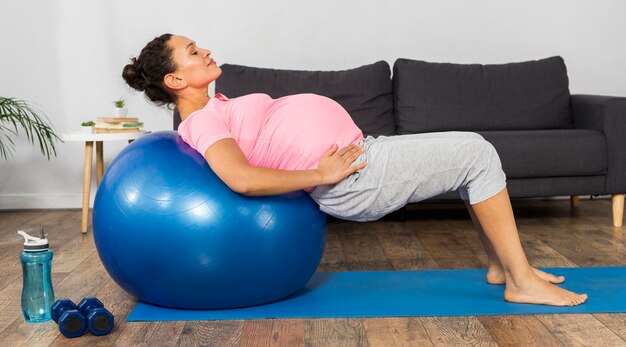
[113,98,128,117]
[0,97,60,160]
[81,121,95,133]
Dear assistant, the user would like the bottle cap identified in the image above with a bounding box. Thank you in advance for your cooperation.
[18,228,49,252]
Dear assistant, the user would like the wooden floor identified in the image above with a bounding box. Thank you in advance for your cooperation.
[0,198,625,346]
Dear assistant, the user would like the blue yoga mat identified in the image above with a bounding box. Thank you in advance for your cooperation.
[127,267,626,321]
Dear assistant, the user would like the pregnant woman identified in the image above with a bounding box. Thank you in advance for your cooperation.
[122,33,587,306]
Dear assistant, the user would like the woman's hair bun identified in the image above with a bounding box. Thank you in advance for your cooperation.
[122,57,149,92]
[122,34,176,107]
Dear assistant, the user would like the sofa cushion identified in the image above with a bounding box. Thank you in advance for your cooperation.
[215,61,395,137]
[393,56,573,134]
[477,129,606,179]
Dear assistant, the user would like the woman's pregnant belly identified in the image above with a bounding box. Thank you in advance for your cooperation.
[245,93,364,171]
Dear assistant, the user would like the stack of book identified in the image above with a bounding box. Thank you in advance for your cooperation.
[94,117,144,134]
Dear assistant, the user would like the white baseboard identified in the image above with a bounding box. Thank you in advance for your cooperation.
[0,194,92,210]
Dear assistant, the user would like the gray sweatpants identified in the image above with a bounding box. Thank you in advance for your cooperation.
[309,131,507,222]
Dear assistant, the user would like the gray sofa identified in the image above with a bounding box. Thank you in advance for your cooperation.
[173,56,626,227]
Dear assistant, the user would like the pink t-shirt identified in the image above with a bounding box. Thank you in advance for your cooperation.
[178,93,364,172]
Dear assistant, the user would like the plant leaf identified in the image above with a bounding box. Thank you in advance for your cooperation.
[0,97,61,160]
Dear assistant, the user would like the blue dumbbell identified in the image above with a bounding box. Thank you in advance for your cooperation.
[51,299,87,338]
[77,297,114,336]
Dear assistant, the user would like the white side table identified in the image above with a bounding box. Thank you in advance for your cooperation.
[61,131,148,233]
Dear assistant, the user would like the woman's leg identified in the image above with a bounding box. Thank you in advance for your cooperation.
[313,132,585,305]
[464,200,565,285]
[469,186,587,306]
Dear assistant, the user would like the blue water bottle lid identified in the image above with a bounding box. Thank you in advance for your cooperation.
[18,228,49,252]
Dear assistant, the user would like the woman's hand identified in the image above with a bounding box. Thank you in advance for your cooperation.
[316,143,367,185]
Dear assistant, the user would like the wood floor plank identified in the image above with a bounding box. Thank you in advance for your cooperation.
[111,322,155,346]
[540,210,626,255]
[416,232,484,269]
[435,216,577,271]
[110,321,186,347]
[522,219,623,267]
[21,320,60,347]
[478,316,564,346]
[0,281,31,335]
[305,318,368,347]
[318,226,348,272]
[454,231,488,266]
[240,319,305,346]
[1,210,77,243]
[0,210,57,256]
[0,209,48,227]
[0,210,48,243]
[0,317,58,347]
[593,314,626,341]
[362,317,434,346]
[144,321,188,346]
[338,226,394,271]
[419,316,497,346]
[567,227,626,264]
[0,210,81,291]
[373,223,439,270]
[517,234,578,268]
[601,226,625,248]
[575,200,626,247]
[0,272,68,344]
[404,215,460,234]
[51,230,97,274]
[0,246,24,292]
[51,251,109,301]
[176,320,243,347]
[537,314,625,347]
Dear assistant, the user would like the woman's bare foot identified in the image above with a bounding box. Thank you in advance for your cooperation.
[504,269,587,306]
[487,265,565,285]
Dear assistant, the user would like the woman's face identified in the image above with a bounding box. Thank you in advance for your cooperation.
[167,35,222,89]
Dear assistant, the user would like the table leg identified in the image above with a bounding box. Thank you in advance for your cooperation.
[613,194,624,227]
[82,141,94,234]
[96,141,103,186]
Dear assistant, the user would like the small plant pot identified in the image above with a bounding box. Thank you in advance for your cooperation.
[81,126,93,134]
[114,107,128,117]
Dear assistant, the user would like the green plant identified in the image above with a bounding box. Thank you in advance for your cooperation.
[113,98,126,108]
[0,97,60,160]
[81,121,95,127]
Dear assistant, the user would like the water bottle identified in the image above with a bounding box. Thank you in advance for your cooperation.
[18,228,55,322]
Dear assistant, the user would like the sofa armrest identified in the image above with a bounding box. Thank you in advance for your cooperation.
[571,94,626,193]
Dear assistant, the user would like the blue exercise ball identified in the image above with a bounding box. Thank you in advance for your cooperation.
[93,131,327,309]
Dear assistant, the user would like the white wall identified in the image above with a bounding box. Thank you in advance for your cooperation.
[1,0,625,209]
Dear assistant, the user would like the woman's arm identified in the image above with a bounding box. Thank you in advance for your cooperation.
[204,138,367,196]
